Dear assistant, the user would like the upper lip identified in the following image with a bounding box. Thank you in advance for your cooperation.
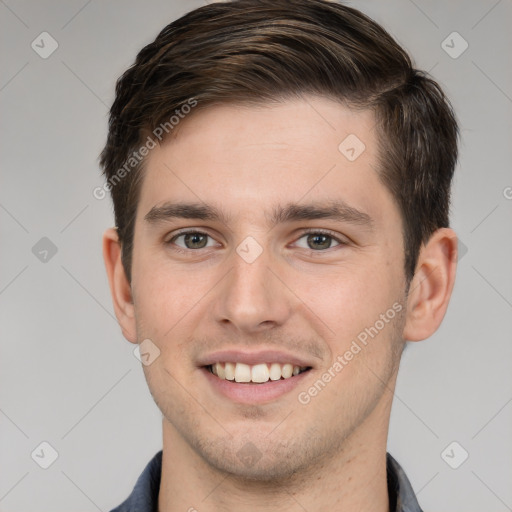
[197,349,316,369]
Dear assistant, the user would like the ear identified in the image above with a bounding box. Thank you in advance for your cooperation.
[403,228,458,342]
[102,228,137,343]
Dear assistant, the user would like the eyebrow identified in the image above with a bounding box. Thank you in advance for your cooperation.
[144,200,374,230]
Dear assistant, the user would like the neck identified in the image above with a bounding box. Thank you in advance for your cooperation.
[157,387,394,512]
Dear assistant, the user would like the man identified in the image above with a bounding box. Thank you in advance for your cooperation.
[100,1,459,510]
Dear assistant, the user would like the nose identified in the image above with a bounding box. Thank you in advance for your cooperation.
[212,242,293,334]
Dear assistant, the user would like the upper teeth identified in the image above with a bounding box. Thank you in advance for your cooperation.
[210,362,307,383]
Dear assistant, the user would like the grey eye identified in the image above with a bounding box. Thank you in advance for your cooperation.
[173,232,215,249]
[296,233,340,250]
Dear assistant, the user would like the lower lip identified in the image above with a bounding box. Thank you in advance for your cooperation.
[200,367,312,404]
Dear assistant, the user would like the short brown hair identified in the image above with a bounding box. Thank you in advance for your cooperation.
[100,0,459,284]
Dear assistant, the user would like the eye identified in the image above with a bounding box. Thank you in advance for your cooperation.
[294,231,344,251]
[169,231,218,250]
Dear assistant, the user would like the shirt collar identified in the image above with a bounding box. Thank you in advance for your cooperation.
[110,451,423,512]
[386,452,424,512]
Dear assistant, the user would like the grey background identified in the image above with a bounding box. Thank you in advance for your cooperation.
[1,0,511,510]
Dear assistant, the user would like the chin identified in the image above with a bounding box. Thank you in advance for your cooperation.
[213,454,304,483]
[196,434,327,484]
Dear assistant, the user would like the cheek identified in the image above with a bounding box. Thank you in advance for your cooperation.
[132,257,229,376]
[132,259,201,343]
[302,264,397,324]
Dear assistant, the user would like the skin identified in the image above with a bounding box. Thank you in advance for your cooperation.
[103,96,458,512]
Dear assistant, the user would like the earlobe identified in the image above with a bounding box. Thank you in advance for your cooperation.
[102,228,137,343]
[403,228,458,342]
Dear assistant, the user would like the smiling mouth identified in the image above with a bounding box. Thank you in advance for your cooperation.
[205,362,312,384]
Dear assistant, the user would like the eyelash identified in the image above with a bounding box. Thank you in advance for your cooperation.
[166,228,347,254]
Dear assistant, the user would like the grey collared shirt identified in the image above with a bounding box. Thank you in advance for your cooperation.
[110,451,423,512]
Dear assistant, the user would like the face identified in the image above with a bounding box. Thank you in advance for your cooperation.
[129,97,408,480]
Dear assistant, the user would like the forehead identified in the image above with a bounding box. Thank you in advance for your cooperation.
[136,96,396,226]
